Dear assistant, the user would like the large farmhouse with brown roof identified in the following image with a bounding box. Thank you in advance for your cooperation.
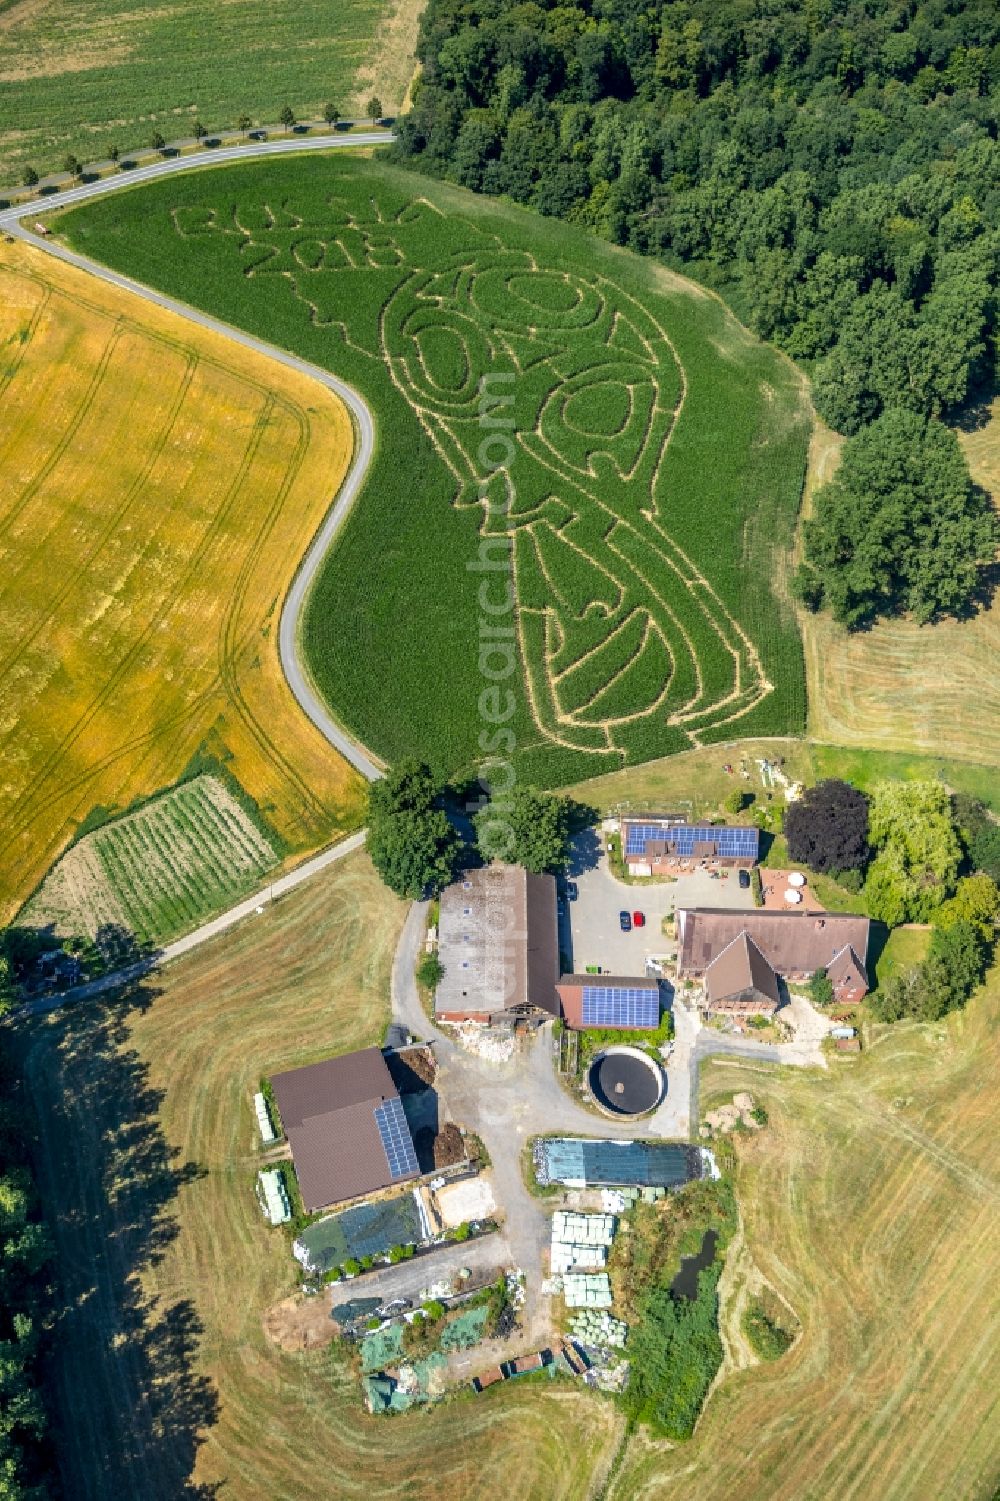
[677,908,870,1018]
[434,864,559,1023]
[270,1047,419,1214]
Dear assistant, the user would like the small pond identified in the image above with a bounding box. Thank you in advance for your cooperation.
[670,1229,719,1300]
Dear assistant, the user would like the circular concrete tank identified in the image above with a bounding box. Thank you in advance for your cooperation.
[587,1046,664,1117]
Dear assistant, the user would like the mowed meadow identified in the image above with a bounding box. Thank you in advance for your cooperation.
[0,238,365,922]
[609,981,1000,1501]
[14,850,623,1500]
[0,0,420,183]
[58,154,811,789]
[14,847,1000,1498]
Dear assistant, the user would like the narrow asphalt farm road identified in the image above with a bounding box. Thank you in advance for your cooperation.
[0,133,395,784]
[1,137,395,1017]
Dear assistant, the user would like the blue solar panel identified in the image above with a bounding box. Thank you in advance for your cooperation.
[373,1098,419,1180]
[581,985,659,1029]
[623,822,759,859]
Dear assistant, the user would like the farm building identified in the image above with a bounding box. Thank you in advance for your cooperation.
[676,908,870,1017]
[534,1137,703,1189]
[270,1048,419,1214]
[556,974,661,1031]
[434,864,559,1023]
[621,817,759,875]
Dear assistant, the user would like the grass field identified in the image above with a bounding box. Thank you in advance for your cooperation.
[0,237,365,924]
[22,773,279,945]
[13,850,624,1499]
[801,408,1000,768]
[569,736,1000,818]
[0,0,421,183]
[607,972,1000,1501]
[57,153,811,790]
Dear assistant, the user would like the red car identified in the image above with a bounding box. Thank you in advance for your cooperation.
[632,910,645,928]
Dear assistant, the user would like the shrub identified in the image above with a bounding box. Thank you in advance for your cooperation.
[743,1295,794,1361]
[809,969,834,1008]
[447,1221,471,1242]
[623,1263,724,1439]
[416,951,444,989]
[342,1258,361,1277]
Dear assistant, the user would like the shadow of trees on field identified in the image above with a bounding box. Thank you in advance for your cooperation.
[15,976,221,1498]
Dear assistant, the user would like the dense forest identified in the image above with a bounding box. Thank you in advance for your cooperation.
[394,0,1000,622]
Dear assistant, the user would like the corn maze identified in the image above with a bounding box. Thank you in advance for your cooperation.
[60,158,809,785]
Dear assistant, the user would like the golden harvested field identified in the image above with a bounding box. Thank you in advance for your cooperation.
[0,238,366,923]
[801,410,1000,767]
[609,975,1000,1501]
[15,850,623,1500]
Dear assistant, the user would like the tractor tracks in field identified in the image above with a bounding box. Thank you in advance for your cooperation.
[0,134,393,788]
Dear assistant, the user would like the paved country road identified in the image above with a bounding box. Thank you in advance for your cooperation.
[14,831,368,1018]
[0,136,397,1016]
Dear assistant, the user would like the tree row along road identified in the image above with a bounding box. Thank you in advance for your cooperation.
[0,137,395,1013]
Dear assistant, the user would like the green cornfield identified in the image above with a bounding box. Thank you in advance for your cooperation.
[58,154,810,787]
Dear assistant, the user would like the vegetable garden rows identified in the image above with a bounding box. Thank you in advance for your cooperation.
[25,775,278,945]
[60,157,810,786]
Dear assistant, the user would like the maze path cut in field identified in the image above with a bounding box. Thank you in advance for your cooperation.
[58,156,811,787]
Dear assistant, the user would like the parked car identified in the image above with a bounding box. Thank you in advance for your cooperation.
[619,910,632,932]
[632,910,645,928]
[566,881,579,900]
[739,869,751,889]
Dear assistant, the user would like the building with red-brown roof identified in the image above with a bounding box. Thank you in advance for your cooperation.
[677,907,870,1017]
[270,1047,419,1214]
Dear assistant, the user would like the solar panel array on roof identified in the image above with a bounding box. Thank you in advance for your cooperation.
[582,985,659,1029]
[538,1137,701,1187]
[623,823,758,859]
[373,1098,419,1180]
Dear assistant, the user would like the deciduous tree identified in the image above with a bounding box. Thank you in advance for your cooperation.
[784,780,869,874]
[475,785,572,872]
[367,761,462,898]
[864,780,962,924]
[795,410,998,629]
